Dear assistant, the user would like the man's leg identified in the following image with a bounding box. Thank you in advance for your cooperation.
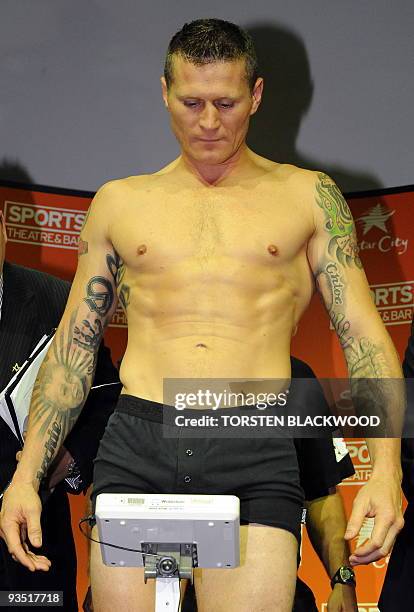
[90,526,188,611]
[195,525,297,612]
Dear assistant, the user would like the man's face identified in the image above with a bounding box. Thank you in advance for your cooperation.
[161,56,263,166]
[43,364,85,411]
[0,211,7,274]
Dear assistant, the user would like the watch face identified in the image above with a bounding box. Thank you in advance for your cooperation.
[340,567,354,582]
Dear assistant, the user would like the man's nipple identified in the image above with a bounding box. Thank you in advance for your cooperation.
[137,244,147,256]
[267,244,279,256]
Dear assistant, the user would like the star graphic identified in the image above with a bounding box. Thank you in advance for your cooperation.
[357,204,395,236]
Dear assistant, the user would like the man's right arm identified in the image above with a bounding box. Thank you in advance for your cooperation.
[0,182,121,570]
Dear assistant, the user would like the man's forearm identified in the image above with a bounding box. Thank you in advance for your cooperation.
[13,309,101,489]
[306,491,350,577]
[344,331,405,473]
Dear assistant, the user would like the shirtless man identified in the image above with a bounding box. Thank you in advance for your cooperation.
[0,19,404,612]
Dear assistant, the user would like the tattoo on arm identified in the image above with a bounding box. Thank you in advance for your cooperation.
[84,277,114,316]
[31,311,96,481]
[74,317,103,352]
[314,176,397,431]
[31,250,130,482]
[316,173,362,268]
[36,421,62,483]
[106,252,131,310]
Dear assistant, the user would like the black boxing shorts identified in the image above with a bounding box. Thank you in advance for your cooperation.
[91,394,304,543]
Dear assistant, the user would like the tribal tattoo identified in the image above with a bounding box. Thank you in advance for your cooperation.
[84,276,114,316]
[106,251,131,310]
[316,173,362,268]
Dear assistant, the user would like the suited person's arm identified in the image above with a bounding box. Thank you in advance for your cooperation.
[306,490,358,610]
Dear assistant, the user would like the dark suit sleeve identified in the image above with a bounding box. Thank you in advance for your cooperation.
[291,356,355,500]
[63,342,121,492]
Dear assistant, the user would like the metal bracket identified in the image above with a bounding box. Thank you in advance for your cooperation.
[142,543,197,612]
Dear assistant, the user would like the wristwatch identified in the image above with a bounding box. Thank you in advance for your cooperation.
[330,566,356,589]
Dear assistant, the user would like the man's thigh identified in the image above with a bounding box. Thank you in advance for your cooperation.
[90,526,187,612]
[195,524,298,612]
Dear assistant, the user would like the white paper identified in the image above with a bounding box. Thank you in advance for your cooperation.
[0,333,54,440]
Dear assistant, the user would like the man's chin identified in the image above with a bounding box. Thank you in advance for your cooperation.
[187,148,231,166]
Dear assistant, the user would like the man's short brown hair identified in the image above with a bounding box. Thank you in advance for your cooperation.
[164,18,259,91]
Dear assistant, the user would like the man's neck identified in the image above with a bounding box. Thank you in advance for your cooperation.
[179,144,254,187]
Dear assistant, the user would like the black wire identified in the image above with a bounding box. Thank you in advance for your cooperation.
[78,516,162,560]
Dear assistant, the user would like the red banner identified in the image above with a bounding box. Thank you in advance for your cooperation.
[1,180,413,610]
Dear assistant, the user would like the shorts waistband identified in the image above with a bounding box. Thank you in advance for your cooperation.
[115,393,277,423]
[116,395,166,423]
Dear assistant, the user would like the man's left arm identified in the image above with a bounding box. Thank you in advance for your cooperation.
[307,171,405,564]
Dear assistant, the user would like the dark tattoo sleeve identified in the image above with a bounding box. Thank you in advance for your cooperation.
[31,310,98,482]
[31,253,120,482]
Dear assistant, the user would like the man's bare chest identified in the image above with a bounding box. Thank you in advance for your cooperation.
[111,187,313,273]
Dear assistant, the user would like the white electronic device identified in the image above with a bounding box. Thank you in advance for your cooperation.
[95,493,240,612]
[95,493,240,568]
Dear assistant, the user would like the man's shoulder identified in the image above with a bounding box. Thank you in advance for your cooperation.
[89,175,154,219]
[270,163,321,191]
[96,175,153,198]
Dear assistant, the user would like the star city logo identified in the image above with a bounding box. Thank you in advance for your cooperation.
[355,203,408,255]
[357,204,395,235]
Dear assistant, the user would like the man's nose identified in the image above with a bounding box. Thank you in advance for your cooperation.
[199,103,220,131]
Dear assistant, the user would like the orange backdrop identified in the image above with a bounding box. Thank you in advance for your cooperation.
[1,180,413,611]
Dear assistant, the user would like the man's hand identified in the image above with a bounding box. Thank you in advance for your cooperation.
[327,585,358,611]
[345,473,404,565]
[16,445,74,490]
[0,481,51,572]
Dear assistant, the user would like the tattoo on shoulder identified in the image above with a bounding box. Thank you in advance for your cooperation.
[78,238,89,257]
[316,172,362,268]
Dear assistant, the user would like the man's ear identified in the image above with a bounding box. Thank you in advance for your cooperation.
[160,76,169,109]
[250,77,264,116]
